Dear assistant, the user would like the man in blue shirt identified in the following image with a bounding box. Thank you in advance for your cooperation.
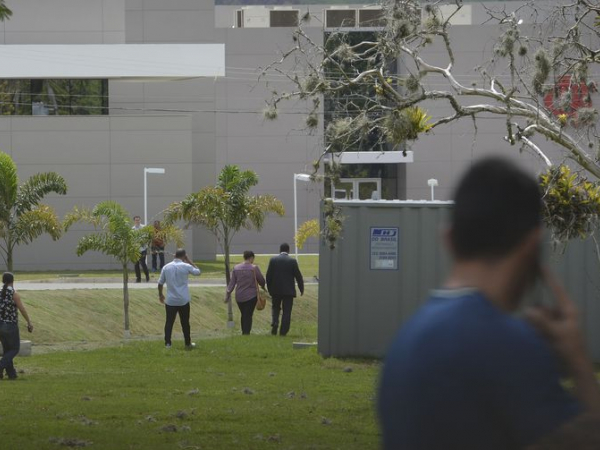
[378,158,600,449]
[158,248,201,349]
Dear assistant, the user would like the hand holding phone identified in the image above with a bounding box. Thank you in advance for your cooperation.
[525,268,587,368]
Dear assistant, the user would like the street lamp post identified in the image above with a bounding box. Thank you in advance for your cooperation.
[294,173,311,259]
[144,167,166,225]
[427,178,438,201]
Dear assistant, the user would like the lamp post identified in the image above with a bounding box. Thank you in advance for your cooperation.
[427,178,438,201]
[294,173,311,259]
[144,167,165,225]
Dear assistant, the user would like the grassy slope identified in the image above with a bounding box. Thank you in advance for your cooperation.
[21,286,318,348]
[1,285,381,449]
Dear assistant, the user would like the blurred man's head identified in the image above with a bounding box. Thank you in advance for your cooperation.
[175,249,187,259]
[448,157,542,302]
[280,243,290,253]
[450,157,541,260]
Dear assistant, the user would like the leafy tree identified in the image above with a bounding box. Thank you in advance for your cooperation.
[64,201,183,338]
[163,165,285,324]
[0,151,67,271]
[263,0,600,245]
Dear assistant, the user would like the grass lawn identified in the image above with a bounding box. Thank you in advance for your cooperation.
[12,254,319,281]
[0,285,381,449]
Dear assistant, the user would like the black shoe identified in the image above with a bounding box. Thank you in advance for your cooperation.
[0,368,4,380]
[271,326,278,335]
[6,369,17,380]
[135,279,141,283]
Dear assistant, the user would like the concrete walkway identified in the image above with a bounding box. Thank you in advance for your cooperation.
[16,278,227,290]
[16,278,318,291]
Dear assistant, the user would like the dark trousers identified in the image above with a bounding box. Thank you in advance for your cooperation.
[271,296,294,336]
[164,303,191,346]
[0,321,20,378]
[237,297,258,335]
[135,250,149,282]
[151,246,165,271]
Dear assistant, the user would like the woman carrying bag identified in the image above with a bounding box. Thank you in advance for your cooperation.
[225,251,266,335]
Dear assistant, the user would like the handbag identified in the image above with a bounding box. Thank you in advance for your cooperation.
[254,266,266,311]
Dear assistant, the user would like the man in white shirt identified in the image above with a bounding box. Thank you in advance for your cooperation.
[158,248,201,349]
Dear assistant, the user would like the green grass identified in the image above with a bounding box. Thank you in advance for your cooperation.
[1,285,381,449]
[2,339,379,450]
[13,254,319,281]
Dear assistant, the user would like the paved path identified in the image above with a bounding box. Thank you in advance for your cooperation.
[16,279,227,290]
[16,279,318,291]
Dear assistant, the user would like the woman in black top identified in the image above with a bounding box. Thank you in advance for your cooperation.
[0,272,33,380]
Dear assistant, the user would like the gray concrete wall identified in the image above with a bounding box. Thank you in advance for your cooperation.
[0,0,125,44]
[0,115,194,271]
[319,201,600,362]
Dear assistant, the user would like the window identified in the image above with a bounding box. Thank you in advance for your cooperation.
[0,79,108,116]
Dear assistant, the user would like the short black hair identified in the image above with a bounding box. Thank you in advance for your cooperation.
[450,157,541,260]
[243,250,255,260]
[175,248,186,259]
[2,272,13,285]
[280,243,290,253]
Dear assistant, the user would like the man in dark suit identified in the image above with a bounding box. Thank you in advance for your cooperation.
[266,243,304,336]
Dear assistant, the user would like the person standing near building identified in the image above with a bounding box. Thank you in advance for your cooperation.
[158,248,201,349]
[226,250,266,335]
[151,220,165,273]
[266,243,304,336]
[132,215,150,283]
[0,272,33,380]
[378,157,600,449]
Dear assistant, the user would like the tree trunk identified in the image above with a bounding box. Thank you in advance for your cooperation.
[5,238,13,272]
[122,263,131,339]
[6,249,12,272]
[224,239,234,324]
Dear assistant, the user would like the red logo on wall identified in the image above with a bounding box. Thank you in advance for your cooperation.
[543,75,593,117]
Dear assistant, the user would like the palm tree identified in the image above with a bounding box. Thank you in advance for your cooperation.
[163,165,285,325]
[64,201,183,338]
[0,1,12,21]
[0,151,67,271]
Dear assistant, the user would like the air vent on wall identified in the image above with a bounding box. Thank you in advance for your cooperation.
[358,8,385,28]
[270,10,299,28]
[235,7,269,28]
[325,8,357,28]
